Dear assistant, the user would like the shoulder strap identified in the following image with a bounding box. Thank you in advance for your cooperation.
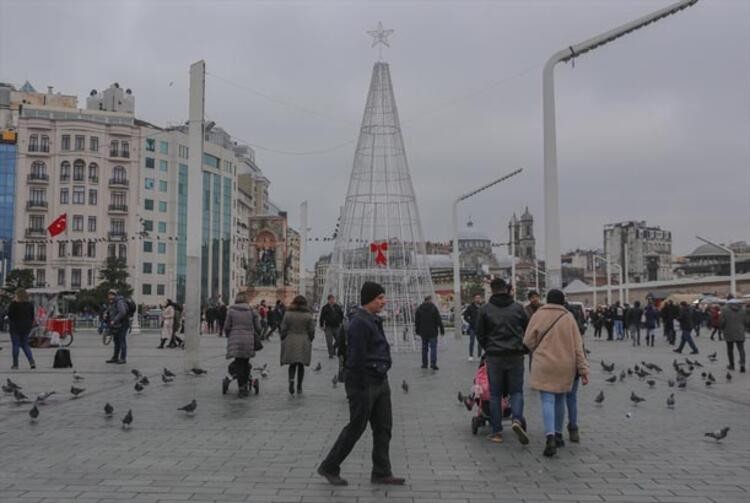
[534,311,568,349]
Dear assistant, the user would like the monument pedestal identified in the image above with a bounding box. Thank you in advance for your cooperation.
[247,286,298,306]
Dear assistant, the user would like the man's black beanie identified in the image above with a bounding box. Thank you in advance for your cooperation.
[361,281,385,306]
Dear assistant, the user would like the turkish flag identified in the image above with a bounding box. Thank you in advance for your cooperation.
[48,213,67,237]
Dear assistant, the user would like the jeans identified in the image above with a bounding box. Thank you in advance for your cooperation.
[421,337,437,368]
[468,327,476,357]
[614,320,624,339]
[540,391,566,435]
[486,356,525,433]
[10,331,34,366]
[112,323,129,361]
[321,378,393,478]
[324,326,339,357]
[676,329,698,353]
[726,341,746,368]
[565,377,579,429]
[646,327,656,346]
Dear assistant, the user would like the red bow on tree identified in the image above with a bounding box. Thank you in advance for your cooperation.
[370,241,388,266]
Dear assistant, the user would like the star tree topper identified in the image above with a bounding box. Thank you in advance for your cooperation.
[367,21,394,59]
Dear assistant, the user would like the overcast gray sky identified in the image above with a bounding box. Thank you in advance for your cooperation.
[2,0,748,268]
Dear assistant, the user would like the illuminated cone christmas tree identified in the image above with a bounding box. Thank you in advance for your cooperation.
[322,24,435,350]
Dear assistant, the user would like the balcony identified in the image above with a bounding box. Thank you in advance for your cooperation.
[27,173,49,184]
[60,175,70,183]
[27,145,50,154]
[89,176,99,184]
[109,150,130,159]
[26,200,48,211]
[108,231,128,241]
[109,178,129,188]
[25,227,46,238]
[108,204,128,214]
[23,254,46,264]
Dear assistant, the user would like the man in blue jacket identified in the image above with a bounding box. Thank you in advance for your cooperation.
[319,281,404,487]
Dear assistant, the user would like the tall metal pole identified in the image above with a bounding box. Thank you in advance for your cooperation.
[696,235,736,297]
[510,234,516,301]
[452,200,461,339]
[542,0,698,290]
[184,60,205,371]
[534,258,539,293]
[624,246,629,304]
[592,258,597,309]
[299,201,308,296]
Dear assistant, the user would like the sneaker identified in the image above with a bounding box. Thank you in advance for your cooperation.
[371,475,405,485]
[431,365,439,371]
[116,359,127,364]
[222,376,231,395]
[468,356,474,362]
[741,366,746,373]
[727,365,735,371]
[30,362,36,369]
[317,466,348,486]
[420,364,428,369]
[568,425,580,443]
[511,420,529,445]
[487,432,503,443]
[543,434,557,457]
[105,358,119,363]
[554,433,565,447]
[672,350,682,354]
[690,351,699,355]
[11,364,18,370]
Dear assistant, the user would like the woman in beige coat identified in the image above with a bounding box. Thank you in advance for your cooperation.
[158,300,175,349]
[523,289,589,457]
[280,295,316,395]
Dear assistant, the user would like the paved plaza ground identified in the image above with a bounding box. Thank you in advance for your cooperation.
[0,326,748,503]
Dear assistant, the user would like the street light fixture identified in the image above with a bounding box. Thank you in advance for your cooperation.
[543,0,699,289]
[696,235,736,297]
[452,168,523,338]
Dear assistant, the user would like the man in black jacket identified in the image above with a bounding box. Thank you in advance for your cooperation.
[674,301,699,354]
[626,301,644,346]
[105,289,130,364]
[319,282,404,487]
[415,296,444,370]
[476,278,529,445]
[319,294,344,359]
[463,293,483,361]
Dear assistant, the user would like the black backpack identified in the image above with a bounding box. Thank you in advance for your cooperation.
[124,298,137,318]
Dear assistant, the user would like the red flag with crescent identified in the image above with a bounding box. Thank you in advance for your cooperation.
[370,241,388,266]
[48,213,67,238]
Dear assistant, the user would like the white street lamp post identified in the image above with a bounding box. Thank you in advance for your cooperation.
[624,246,629,304]
[452,168,523,338]
[594,254,622,305]
[543,0,698,289]
[696,235,736,297]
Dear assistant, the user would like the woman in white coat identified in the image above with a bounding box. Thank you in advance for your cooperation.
[158,299,175,349]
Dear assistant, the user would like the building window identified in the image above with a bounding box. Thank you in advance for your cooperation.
[108,244,116,258]
[159,180,168,192]
[28,134,38,152]
[146,138,155,152]
[87,216,96,232]
[143,262,152,274]
[87,241,96,258]
[90,136,99,152]
[57,268,65,287]
[72,186,85,204]
[73,160,85,181]
[40,135,49,152]
[111,219,125,234]
[31,161,47,178]
[88,189,97,205]
[143,220,153,232]
[121,141,130,158]
[29,214,44,230]
[144,199,154,210]
[58,242,66,258]
[145,157,155,169]
[72,215,84,232]
[88,163,98,182]
[35,269,45,287]
[156,284,165,296]
[157,263,166,275]
[157,242,167,254]
[118,244,127,259]
[143,241,153,253]
[158,221,167,233]
[112,165,127,183]
[158,201,167,212]
[110,140,119,157]
[36,244,46,261]
[111,191,127,207]
[60,188,69,204]
[159,141,169,154]
[159,160,168,172]
[178,144,189,159]
[61,135,71,151]
[71,269,82,288]
[30,188,46,204]
[24,243,34,261]
[142,284,152,295]
[87,268,93,286]
[60,161,70,181]
[74,135,85,151]
[145,178,154,190]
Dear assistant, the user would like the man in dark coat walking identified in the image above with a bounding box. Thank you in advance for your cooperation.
[319,282,404,487]
[320,294,345,359]
[415,296,444,370]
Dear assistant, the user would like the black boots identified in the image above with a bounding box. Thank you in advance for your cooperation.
[543,434,557,457]
[289,380,295,395]
[158,338,166,349]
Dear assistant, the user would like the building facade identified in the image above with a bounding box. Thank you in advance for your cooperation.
[508,207,536,260]
[603,221,673,283]
[675,241,750,278]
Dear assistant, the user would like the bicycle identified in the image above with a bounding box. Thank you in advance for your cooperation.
[100,326,112,345]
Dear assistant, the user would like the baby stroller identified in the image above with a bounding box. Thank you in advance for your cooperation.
[461,357,511,435]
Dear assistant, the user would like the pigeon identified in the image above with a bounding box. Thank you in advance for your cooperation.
[29,405,39,420]
[70,386,85,398]
[677,368,692,378]
[677,380,687,389]
[190,368,207,376]
[630,391,645,405]
[693,360,703,368]
[131,369,142,379]
[139,376,150,386]
[651,364,663,373]
[666,393,675,408]
[601,361,615,372]
[605,375,617,383]
[668,379,675,388]
[35,391,56,403]
[260,363,268,371]
[260,369,269,379]
[689,365,695,372]
[684,358,693,365]
[707,372,716,383]
[163,368,176,378]
[314,362,322,372]
[161,374,174,384]
[704,427,729,441]
[619,370,626,382]
[73,371,85,382]
[707,351,717,359]
[6,378,21,390]
[401,380,409,393]
[584,348,592,355]
[122,409,133,429]
[594,390,605,404]
[104,402,114,417]
[627,368,633,376]
[701,371,707,379]
[647,379,656,388]
[457,391,465,403]
[332,374,338,388]
[14,389,29,402]
[178,399,197,414]
[726,372,732,381]
[636,369,651,379]
[634,364,640,372]
[134,382,144,393]
[1,383,15,394]
[705,380,713,387]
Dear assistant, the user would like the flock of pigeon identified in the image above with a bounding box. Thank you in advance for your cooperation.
[596,352,732,442]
